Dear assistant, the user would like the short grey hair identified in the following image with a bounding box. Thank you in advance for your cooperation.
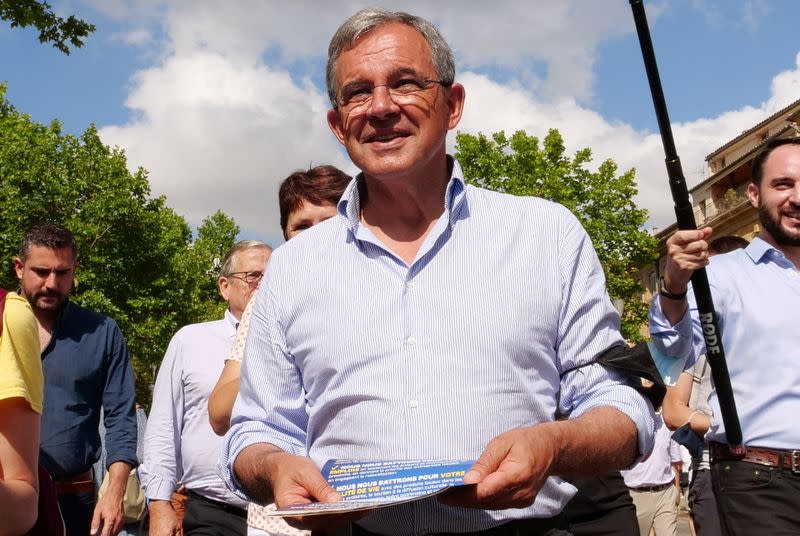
[326,8,455,107]
[219,240,272,277]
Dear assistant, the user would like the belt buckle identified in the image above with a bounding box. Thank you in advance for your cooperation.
[792,451,800,474]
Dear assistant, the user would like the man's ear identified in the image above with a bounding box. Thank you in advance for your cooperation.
[327,108,346,145]
[746,182,760,209]
[218,276,231,302]
[445,83,465,130]
[13,257,24,279]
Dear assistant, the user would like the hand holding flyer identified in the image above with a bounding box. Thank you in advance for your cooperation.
[267,459,475,516]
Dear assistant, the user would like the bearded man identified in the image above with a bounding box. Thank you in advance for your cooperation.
[649,137,800,535]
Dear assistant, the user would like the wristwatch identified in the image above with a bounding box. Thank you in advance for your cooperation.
[659,276,687,300]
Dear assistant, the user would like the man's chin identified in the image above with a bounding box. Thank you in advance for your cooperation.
[34,298,65,312]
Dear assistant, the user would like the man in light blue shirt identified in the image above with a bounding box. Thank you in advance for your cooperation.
[649,137,800,534]
[141,241,271,535]
[221,8,654,536]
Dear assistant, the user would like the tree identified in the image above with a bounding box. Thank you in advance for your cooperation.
[0,0,95,54]
[0,86,238,405]
[454,129,657,341]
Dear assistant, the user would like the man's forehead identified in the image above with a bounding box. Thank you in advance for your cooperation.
[24,245,75,263]
[764,145,800,172]
[338,22,432,74]
[234,248,270,267]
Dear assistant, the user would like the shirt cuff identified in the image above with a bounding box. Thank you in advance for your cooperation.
[219,421,307,501]
[569,382,656,466]
[138,468,177,501]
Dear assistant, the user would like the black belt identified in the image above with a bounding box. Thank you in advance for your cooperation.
[186,490,246,517]
[631,482,672,492]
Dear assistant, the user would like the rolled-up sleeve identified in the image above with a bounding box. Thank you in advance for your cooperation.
[555,213,655,462]
[648,284,704,371]
[219,263,308,500]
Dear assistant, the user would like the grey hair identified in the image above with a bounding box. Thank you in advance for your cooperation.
[326,7,455,107]
[219,240,272,277]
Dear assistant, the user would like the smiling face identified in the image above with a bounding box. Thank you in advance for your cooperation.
[748,143,800,248]
[326,22,464,184]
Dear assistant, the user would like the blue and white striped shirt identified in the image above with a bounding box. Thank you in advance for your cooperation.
[220,158,654,534]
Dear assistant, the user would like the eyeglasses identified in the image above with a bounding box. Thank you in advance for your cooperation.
[338,77,449,112]
[226,271,264,285]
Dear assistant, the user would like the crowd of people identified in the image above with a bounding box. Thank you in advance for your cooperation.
[1,7,798,536]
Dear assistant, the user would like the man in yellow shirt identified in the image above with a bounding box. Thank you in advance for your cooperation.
[0,289,43,534]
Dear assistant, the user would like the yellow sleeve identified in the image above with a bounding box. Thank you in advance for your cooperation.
[0,293,44,413]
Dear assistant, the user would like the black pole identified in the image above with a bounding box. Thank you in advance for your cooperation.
[629,0,743,450]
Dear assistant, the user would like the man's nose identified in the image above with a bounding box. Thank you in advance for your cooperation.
[791,182,800,203]
[43,271,59,287]
[367,85,400,118]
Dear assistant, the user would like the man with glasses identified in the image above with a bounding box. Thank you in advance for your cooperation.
[142,240,271,535]
[221,8,654,535]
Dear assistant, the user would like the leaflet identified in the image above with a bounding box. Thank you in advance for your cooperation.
[267,459,475,516]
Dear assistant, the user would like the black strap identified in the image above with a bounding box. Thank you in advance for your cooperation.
[561,343,666,408]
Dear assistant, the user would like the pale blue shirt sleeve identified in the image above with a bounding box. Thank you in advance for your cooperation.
[219,264,306,499]
[140,333,185,501]
[648,283,706,372]
[554,214,655,462]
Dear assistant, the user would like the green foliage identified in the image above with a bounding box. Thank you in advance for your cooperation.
[0,0,95,54]
[0,86,238,406]
[455,129,658,341]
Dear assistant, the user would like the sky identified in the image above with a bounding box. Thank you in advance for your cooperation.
[2,0,799,245]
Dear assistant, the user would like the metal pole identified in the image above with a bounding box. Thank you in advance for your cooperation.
[629,0,743,450]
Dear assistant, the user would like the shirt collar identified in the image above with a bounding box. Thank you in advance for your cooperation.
[223,308,239,332]
[337,155,468,234]
[745,236,791,265]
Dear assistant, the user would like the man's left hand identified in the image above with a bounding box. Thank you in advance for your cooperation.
[91,462,130,536]
[441,424,559,510]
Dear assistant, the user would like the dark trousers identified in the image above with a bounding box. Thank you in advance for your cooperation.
[314,515,571,536]
[58,491,96,536]
[711,459,800,535]
[688,469,721,536]
[183,491,247,535]
[562,472,638,536]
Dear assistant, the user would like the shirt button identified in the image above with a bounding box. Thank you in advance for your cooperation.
[406,281,415,289]
[409,400,419,408]
[406,336,417,345]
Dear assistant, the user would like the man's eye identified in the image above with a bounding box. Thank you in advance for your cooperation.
[345,87,372,102]
[393,79,423,93]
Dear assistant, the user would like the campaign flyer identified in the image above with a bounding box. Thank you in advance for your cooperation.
[267,459,475,516]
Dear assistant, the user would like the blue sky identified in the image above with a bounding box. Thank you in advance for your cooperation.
[1,0,799,244]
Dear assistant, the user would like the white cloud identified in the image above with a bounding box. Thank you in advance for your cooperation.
[456,55,800,229]
[96,0,800,241]
[116,28,153,46]
[99,51,350,240]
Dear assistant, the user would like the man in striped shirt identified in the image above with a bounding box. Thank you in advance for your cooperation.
[221,8,655,536]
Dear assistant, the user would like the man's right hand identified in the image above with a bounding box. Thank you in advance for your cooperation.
[148,499,182,536]
[235,446,365,530]
[663,227,713,294]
